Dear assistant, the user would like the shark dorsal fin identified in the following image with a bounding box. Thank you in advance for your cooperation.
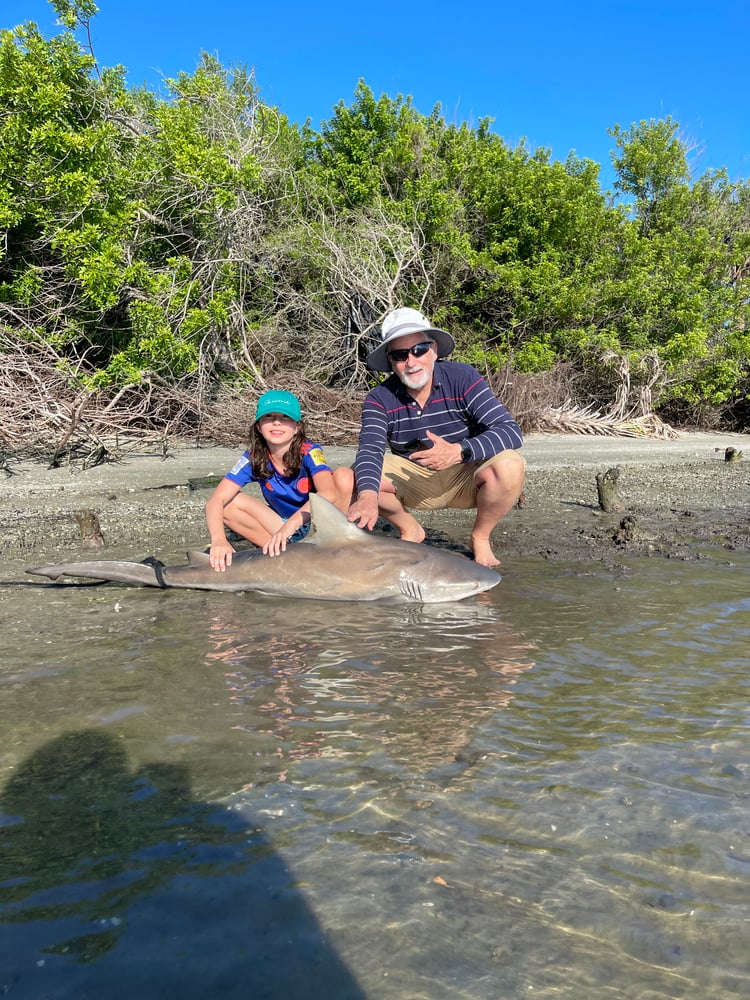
[309,494,376,545]
[187,549,211,564]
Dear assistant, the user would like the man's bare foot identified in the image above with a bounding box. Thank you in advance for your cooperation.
[385,510,426,544]
[399,524,426,544]
[470,534,501,567]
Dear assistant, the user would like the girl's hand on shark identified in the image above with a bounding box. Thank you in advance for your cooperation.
[263,528,291,557]
[209,541,235,571]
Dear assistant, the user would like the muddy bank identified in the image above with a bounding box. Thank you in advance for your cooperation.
[0,432,748,569]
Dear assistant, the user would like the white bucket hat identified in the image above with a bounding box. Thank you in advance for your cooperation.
[366,307,455,372]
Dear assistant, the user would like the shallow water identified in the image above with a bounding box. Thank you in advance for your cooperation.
[1,550,749,998]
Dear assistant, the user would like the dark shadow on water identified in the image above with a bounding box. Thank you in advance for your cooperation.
[0,730,364,999]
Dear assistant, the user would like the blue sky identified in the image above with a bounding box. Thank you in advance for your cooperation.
[5,0,749,193]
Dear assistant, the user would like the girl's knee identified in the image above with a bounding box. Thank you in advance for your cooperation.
[333,466,355,490]
[332,466,355,508]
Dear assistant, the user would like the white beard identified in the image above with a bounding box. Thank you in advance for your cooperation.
[398,368,430,390]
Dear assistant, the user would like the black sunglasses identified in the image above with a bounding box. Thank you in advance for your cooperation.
[387,341,434,363]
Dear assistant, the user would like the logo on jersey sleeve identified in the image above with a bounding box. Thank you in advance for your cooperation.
[229,454,250,476]
[307,447,327,467]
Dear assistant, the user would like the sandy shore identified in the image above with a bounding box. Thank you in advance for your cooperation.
[1,430,748,566]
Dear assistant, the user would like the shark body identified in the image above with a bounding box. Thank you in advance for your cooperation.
[27,495,501,604]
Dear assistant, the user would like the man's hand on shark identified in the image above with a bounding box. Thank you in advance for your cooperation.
[346,490,380,532]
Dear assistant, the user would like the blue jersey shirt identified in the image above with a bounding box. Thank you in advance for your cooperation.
[225,441,332,519]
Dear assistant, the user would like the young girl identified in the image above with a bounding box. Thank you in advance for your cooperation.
[205,390,348,571]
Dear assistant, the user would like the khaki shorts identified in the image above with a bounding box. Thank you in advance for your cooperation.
[382,450,526,510]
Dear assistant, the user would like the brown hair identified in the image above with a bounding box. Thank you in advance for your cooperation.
[249,418,307,481]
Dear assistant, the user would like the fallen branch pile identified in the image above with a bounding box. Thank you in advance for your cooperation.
[0,331,677,468]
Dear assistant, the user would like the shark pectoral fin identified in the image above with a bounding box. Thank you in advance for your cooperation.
[308,494,378,546]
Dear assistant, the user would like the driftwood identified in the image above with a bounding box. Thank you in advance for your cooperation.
[73,509,105,548]
[539,403,677,440]
[596,467,626,513]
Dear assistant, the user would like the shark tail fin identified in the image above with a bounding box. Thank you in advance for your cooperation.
[26,559,164,587]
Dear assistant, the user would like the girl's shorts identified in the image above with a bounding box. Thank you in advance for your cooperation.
[286,520,311,543]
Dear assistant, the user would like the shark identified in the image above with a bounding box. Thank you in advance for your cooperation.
[26,495,501,604]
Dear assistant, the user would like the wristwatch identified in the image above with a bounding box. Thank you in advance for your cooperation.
[460,441,473,463]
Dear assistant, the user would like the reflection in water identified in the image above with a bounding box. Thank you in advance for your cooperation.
[204,598,537,776]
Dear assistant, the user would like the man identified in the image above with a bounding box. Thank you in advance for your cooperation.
[347,307,525,567]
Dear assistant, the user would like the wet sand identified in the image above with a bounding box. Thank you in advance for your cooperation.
[1,431,748,566]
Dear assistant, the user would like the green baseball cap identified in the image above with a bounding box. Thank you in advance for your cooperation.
[255,390,302,422]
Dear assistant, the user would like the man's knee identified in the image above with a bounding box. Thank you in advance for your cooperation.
[378,476,400,497]
[476,450,526,488]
